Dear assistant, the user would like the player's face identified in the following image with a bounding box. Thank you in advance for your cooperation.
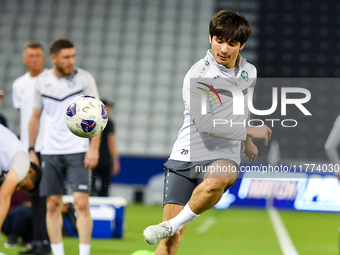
[23,47,44,73]
[52,48,76,76]
[16,175,34,191]
[209,36,245,69]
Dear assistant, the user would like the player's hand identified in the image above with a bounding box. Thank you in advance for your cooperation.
[112,160,120,176]
[246,125,272,146]
[29,150,40,166]
[84,147,99,170]
[243,139,258,162]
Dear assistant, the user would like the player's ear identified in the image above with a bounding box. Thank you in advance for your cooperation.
[209,35,213,44]
[28,167,35,175]
[50,53,57,64]
[240,43,246,50]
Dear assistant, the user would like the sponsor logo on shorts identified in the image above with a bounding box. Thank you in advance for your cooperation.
[78,184,88,190]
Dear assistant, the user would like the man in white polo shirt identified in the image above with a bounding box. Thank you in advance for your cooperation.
[12,41,50,255]
[29,38,101,255]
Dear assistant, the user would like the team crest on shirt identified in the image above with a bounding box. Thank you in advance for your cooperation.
[67,80,75,88]
[241,70,249,82]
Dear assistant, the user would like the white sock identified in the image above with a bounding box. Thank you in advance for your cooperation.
[169,203,199,232]
[51,242,64,255]
[79,243,91,255]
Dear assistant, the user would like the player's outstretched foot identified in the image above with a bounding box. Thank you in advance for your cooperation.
[143,221,174,245]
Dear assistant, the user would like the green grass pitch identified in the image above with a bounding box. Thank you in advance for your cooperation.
[0,204,338,254]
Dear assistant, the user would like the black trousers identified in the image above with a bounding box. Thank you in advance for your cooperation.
[31,152,49,242]
[30,186,49,242]
[91,162,112,197]
[2,205,32,242]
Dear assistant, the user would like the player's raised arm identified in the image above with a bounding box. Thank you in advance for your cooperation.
[0,169,18,230]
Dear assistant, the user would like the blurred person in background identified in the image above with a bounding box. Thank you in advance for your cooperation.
[1,190,32,249]
[91,100,120,197]
[12,41,50,255]
[0,90,7,127]
[324,115,340,181]
[0,124,42,238]
[324,115,340,254]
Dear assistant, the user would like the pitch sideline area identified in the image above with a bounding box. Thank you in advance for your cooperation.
[0,204,338,255]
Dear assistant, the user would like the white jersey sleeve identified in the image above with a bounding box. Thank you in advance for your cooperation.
[12,79,21,109]
[0,125,29,183]
[10,151,30,182]
[34,75,44,109]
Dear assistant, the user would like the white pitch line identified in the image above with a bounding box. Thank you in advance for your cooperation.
[267,207,299,255]
[196,216,217,234]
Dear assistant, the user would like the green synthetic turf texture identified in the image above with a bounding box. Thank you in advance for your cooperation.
[0,204,338,255]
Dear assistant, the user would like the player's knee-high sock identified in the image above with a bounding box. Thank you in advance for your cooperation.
[169,203,199,232]
[79,243,91,255]
[51,242,64,255]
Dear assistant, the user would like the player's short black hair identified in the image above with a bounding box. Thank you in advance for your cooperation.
[209,10,251,45]
[27,162,42,193]
[49,38,75,55]
[23,41,44,52]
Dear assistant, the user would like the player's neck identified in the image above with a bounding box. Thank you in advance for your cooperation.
[29,68,44,77]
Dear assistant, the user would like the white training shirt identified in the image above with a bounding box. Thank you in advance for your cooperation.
[12,70,47,151]
[169,50,257,164]
[34,68,99,155]
[0,124,30,183]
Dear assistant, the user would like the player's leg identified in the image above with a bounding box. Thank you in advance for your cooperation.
[46,195,64,243]
[40,154,65,255]
[144,167,195,253]
[66,153,92,255]
[188,159,237,214]
[144,159,238,245]
[155,203,187,255]
[73,192,92,244]
[169,159,237,233]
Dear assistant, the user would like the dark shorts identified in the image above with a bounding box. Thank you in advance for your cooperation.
[163,159,240,206]
[40,153,91,197]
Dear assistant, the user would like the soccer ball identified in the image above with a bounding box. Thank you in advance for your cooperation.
[65,95,108,138]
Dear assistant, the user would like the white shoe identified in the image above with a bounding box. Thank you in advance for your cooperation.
[143,221,174,245]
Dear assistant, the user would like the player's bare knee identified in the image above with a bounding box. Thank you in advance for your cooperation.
[204,178,226,193]
[46,197,62,214]
[73,197,89,213]
[204,176,236,193]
